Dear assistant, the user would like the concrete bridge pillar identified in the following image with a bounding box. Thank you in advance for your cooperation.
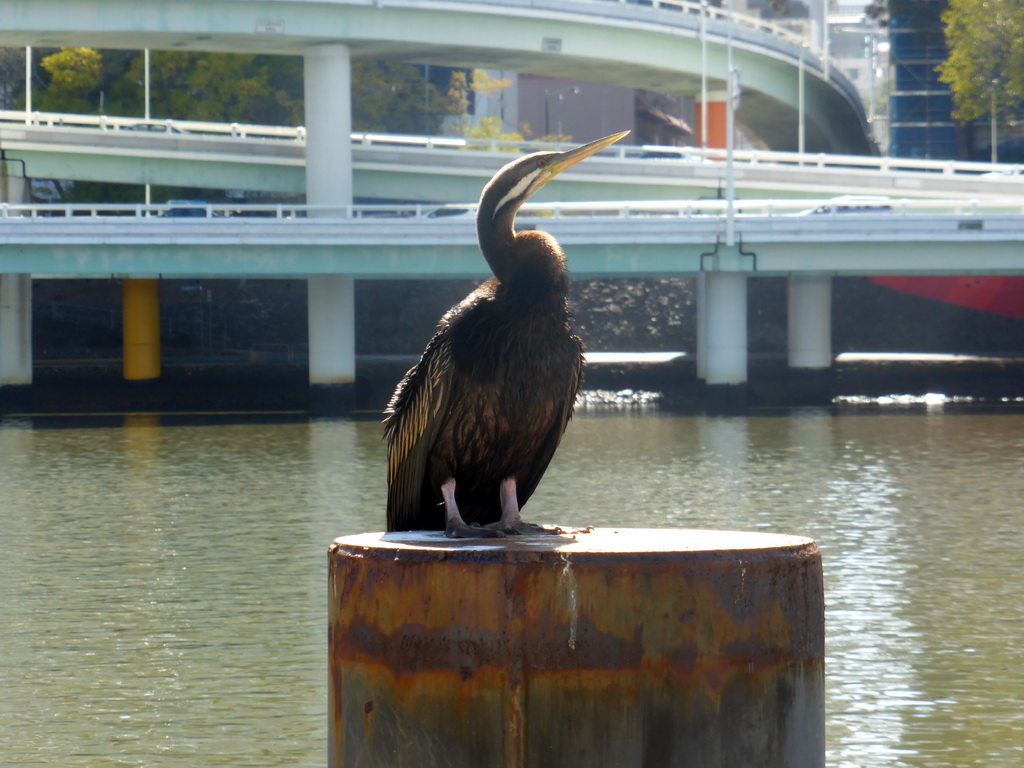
[0,162,32,413]
[304,44,355,413]
[787,275,833,404]
[0,274,33,413]
[704,271,748,410]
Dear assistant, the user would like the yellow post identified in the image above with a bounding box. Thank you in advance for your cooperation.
[122,278,161,381]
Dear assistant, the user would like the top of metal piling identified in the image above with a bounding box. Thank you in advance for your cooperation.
[331,527,818,564]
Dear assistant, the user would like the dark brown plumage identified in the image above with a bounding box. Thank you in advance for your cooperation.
[384,131,629,537]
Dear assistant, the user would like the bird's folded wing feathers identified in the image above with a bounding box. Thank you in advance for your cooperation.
[384,336,454,530]
[517,356,583,502]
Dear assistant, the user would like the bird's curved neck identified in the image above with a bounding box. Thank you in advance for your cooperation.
[477,211,517,282]
[486,231,570,309]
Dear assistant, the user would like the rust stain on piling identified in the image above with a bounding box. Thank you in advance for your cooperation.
[329,530,825,768]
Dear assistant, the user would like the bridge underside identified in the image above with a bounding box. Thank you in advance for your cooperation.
[0,0,873,156]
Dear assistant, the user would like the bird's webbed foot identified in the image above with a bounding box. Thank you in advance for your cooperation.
[483,477,564,536]
[489,519,564,536]
[441,477,506,539]
[444,520,507,539]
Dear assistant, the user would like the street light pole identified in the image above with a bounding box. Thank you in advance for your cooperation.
[701,0,708,150]
[25,47,32,114]
[991,82,999,165]
[145,49,152,207]
[798,45,805,158]
[725,0,736,246]
[822,0,830,81]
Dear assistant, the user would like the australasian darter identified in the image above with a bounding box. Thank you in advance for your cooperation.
[384,130,629,538]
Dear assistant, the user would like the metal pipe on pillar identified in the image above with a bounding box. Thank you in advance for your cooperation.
[695,272,708,381]
[304,44,356,413]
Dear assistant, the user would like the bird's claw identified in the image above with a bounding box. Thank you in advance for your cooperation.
[445,521,507,539]
[494,520,565,536]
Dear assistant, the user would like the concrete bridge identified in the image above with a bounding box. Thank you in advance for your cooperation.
[2,198,1023,412]
[3,200,1023,280]
[0,0,998,413]
[0,0,872,155]
[5,111,1024,202]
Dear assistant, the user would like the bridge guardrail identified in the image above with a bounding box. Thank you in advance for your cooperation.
[5,110,1023,182]
[4,198,1024,222]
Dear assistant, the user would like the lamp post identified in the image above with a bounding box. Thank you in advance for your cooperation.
[701,0,708,150]
[866,31,875,127]
[725,0,738,246]
[798,44,806,158]
[991,78,999,165]
[822,0,830,81]
[25,47,31,114]
[145,49,151,206]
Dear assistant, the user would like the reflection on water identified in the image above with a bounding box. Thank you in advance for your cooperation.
[1,408,1022,767]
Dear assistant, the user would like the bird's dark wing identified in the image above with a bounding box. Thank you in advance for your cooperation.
[383,331,454,531]
[516,344,584,505]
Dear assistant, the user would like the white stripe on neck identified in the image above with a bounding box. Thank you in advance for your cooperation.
[493,168,545,219]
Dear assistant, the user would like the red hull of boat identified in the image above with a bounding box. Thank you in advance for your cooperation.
[868,277,1024,320]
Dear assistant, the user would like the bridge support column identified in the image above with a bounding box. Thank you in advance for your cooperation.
[704,272,748,411]
[0,163,32,413]
[695,91,729,149]
[308,275,356,413]
[0,274,33,413]
[122,278,161,381]
[304,44,353,210]
[304,43,355,413]
[787,275,833,405]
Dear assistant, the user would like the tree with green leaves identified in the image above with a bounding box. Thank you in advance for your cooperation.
[19,47,468,135]
[352,60,455,134]
[936,0,1024,123]
[36,48,103,113]
[130,51,304,125]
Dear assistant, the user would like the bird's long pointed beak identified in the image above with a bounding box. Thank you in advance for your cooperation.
[545,130,630,178]
[501,130,630,215]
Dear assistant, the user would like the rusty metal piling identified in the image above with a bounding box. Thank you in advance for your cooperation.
[328,528,824,768]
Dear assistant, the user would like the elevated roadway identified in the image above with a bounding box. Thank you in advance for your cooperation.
[0,0,871,154]
[2,200,1022,279]
[4,112,1024,203]
[4,199,1021,410]
[0,0,1005,408]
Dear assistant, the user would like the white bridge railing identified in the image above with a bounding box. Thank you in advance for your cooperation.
[4,198,1024,222]
[4,110,1023,181]
[482,0,815,55]
[0,109,307,142]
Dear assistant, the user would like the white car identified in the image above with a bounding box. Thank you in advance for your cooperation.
[797,195,893,215]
